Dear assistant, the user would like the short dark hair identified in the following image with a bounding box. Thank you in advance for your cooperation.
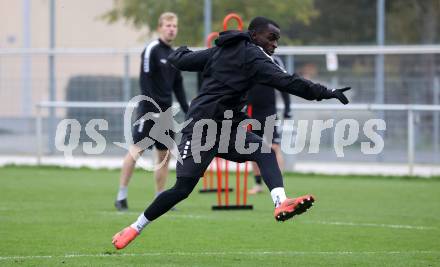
[248,16,280,32]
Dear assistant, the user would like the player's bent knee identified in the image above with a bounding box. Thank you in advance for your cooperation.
[172,185,193,200]
[177,188,192,200]
[173,177,198,200]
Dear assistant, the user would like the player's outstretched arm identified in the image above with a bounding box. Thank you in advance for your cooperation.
[248,50,351,104]
[168,46,216,72]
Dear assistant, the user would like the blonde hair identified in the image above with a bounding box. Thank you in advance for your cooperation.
[158,12,178,27]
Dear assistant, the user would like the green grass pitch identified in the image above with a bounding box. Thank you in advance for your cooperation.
[0,165,439,266]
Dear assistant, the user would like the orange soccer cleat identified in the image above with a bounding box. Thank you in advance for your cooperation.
[274,195,315,222]
[112,226,139,250]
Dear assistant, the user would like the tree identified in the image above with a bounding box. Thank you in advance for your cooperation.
[101,0,318,46]
[286,0,440,45]
[287,0,377,45]
[387,0,439,45]
[387,0,440,105]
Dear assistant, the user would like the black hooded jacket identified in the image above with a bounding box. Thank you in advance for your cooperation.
[168,30,330,132]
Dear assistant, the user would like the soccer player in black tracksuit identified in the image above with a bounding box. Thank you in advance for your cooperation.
[113,16,350,249]
[114,12,189,211]
[247,55,291,195]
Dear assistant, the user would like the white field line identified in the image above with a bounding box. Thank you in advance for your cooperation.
[306,221,436,230]
[99,211,437,231]
[99,211,207,219]
[1,250,439,261]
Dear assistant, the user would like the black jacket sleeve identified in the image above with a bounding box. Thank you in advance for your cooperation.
[246,48,330,101]
[172,71,189,113]
[168,46,217,72]
[143,46,158,74]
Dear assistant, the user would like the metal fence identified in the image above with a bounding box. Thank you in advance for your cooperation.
[1,46,440,170]
[33,101,440,175]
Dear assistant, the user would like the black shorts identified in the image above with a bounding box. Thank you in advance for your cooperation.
[132,116,174,151]
[251,117,281,145]
[176,127,270,178]
[252,126,280,145]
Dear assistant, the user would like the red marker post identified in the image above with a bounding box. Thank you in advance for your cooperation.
[212,13,252,211]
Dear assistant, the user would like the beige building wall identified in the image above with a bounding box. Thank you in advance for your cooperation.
[0,0,148,48]
[0,0,152,117]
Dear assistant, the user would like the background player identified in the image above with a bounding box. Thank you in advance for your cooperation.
[114,12,189,211]
[247,55,291,194]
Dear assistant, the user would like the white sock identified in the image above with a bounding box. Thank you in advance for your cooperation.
[117,186,128,201]
[130,213,150,233]
[270,187,287,208]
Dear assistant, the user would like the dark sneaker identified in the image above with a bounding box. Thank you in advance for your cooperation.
[114,199,128,211]
[274,195,315,222]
